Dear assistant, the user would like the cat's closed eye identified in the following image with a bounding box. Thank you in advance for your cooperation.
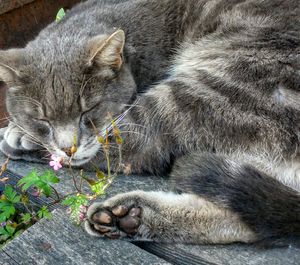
[80,114,97,130]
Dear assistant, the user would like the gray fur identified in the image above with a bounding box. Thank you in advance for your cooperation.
[0,0,299,244]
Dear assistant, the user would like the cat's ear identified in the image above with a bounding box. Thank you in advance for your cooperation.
[87,30,125,75]
[0,49,23,86]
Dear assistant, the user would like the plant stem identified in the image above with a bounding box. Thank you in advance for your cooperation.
[68,161,81,193]
[50,186,61,202]
[104,149,111,179]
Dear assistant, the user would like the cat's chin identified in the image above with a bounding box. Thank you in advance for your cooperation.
[68,157,92,167]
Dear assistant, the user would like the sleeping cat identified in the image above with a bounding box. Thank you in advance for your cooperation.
[0,0,299,244]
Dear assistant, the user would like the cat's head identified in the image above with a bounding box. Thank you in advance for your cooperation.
[0,30,136,165]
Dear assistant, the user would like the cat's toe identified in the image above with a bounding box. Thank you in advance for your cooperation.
[20,135,41,150]
[92,210,113,224]
[86,203,142,239]
[4,125,23,149]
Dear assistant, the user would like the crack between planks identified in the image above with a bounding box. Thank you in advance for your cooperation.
[134,242,220,265]
[2,249,21,265]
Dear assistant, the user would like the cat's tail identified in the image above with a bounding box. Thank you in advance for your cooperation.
[170,153,300,243]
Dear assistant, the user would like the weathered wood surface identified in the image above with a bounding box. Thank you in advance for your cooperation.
[137,242,300,265]
[0,127,299,264]
[0,0,83,49]
[0,0,35,15]
[2,209,170,265]
[0,250,18,265]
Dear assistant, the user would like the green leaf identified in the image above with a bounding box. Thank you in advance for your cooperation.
[90,181,105,196]
[0,227,8,236]
[95,169,107,180]
[21,213,31,223]
[62,194,88,224]
[39,170,60,184]
[38,206,52,220]
[18,170,59,197]
[56,8,65,22]
[18,170,40,191]
[0,201,15,221]
[80,173,97,185]
[0,225,15,237]
[38,182,52,197]
[3,185,21,204]
[61,195,77,206]
[62,194,88,207]
[5,225,15,236]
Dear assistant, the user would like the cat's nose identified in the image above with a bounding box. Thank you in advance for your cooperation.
[62,147,72,157]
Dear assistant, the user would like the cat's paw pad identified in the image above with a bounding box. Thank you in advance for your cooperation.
[85,204,143,239]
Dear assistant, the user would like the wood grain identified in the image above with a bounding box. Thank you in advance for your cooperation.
[0,0,82,49]
[0,0,35,15]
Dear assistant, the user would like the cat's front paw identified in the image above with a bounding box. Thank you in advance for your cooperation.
[85,191,153,240]
[3,123,41,150]
[0,124,47,162]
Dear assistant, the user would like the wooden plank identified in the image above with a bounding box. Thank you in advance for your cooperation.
[135,242,218,265]
[0,0,83,49]
[0,0,35,15]
[136,242,300,265]
[2,208,170,265]
[0,250,19,265]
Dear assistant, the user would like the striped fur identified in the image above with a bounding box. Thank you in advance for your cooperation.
[0,0,300,243]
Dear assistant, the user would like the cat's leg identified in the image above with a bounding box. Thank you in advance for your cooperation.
[85,190,256,244]
[86,152,300,243]
[170,153,300,240]
[0,123,46,162]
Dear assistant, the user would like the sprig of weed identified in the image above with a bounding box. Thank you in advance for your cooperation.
[0,120,124,245]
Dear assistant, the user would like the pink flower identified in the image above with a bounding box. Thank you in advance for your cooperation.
[79,205,88,213]
[49,154,63,171]
[66,207,72,215]
[79,212,86,222]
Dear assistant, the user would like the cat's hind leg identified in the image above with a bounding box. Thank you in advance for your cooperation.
[85,190,256,244]
[86,152,300,244]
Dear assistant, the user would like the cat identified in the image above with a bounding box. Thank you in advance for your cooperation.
[0,0,299,244]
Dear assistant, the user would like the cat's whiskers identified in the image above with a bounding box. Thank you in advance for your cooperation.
[122,103,143,108]
[41,153,53,161]
[117,122,147,129]
[119,130,146,137]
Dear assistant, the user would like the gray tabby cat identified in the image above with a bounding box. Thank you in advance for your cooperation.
[0,0,299,244]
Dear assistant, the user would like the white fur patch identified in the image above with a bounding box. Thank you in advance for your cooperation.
[55,124,76,148]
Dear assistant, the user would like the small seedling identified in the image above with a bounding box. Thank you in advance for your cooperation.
[56,8,65,22]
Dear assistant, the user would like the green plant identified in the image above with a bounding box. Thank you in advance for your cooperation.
[0,120,124,247]
[56,8,65,22]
